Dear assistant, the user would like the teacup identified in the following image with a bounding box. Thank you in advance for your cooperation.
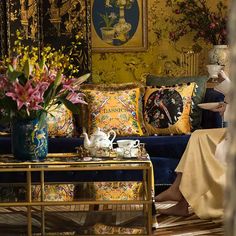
[117,139,140,149]
[206,64,223,78]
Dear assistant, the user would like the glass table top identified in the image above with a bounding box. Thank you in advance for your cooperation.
[0,153,151,169]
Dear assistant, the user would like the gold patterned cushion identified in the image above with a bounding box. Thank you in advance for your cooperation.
[47,104,74,137]
[81,83,146,136]
[143,83,196,135]
[146,75,209,130]
[74,181,143,201]
[93,223,144,235]
[93,181,143,200]
[32,184,74,201]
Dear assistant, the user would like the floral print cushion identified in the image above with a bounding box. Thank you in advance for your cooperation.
[143,82,196,135]
[93,223,145,235]
[146,75,209,130]
[81,83,146,136]
[47,104,74,137]
[32,184,74,201]
[93,181,143,201]
[1,182,142,202]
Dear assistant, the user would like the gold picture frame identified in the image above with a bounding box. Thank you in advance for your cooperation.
[91,0,147,52]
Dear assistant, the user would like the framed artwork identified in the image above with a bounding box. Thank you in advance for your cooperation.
[0,0,92,76]
[91,0,147,52]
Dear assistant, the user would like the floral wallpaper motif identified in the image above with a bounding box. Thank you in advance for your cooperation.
[92,0,225,84]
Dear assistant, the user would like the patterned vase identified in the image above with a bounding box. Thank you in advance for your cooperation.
[208,45,229,66]
[11,118,48,161]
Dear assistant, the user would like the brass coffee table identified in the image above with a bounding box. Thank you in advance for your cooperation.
[0,154,154,235]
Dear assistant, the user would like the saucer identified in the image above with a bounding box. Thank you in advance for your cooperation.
[114,147,139,158]
[198,102,220,110]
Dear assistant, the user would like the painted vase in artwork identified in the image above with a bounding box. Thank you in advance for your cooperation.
[100,27,116,43]
[11,118,48,161]
[208,45,229,66]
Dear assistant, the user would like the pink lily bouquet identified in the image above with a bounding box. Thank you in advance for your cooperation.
[0,44,89,124]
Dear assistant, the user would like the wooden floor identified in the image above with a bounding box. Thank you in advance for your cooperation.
[153,202,224,235]
[0,203,224,235]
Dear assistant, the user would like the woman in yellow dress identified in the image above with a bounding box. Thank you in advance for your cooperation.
[155,70,230,219]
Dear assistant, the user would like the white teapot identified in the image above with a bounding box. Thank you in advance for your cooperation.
[83,127,116,151]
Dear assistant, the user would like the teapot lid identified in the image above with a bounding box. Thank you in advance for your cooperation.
[92,127,107,137]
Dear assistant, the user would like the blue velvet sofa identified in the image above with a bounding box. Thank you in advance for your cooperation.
[0,88,224,193]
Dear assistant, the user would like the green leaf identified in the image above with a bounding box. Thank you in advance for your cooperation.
[23,59,31,79]
[7,70,22,82]
[38,57,45,70]
[43,83,54,108]
[53,71,62,88]
[59,97,81,114]
[8,64,14,72]
[75,73,90,85]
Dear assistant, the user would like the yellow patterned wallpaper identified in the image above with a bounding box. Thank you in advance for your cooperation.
[91,0,226,84]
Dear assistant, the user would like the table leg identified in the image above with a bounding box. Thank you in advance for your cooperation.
[27,206,32,235]
[27,170,32,235]
[147,166,153,235]
[41,170,45,235]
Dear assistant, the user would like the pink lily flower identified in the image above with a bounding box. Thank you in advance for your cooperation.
[36,82,50,96]
[66,92,87,104]
[6,80,45,111]
[61,78,77,92]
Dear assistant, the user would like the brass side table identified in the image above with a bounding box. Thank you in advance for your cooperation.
[0,154,153,235]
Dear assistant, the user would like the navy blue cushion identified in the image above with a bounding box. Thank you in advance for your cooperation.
[151,156,179,185]
[0,136,83,154]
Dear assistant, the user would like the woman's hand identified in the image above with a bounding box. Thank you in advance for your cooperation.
[210,102,227,116]
[218,70,229,80]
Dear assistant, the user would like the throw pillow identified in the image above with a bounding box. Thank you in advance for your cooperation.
[47,104,74,137]
[74,182,143,200]
[80,83,146,136]
[146,75,209,130]
[32,184,75,201]
[93,181,143,201]
[93,223,144,235]
[143,83,196,135]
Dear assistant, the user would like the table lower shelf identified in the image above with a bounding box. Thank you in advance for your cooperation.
[0,205,148,235]
[0,156,153,235]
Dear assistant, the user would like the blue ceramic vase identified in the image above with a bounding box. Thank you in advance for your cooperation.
[11,118,48,161]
